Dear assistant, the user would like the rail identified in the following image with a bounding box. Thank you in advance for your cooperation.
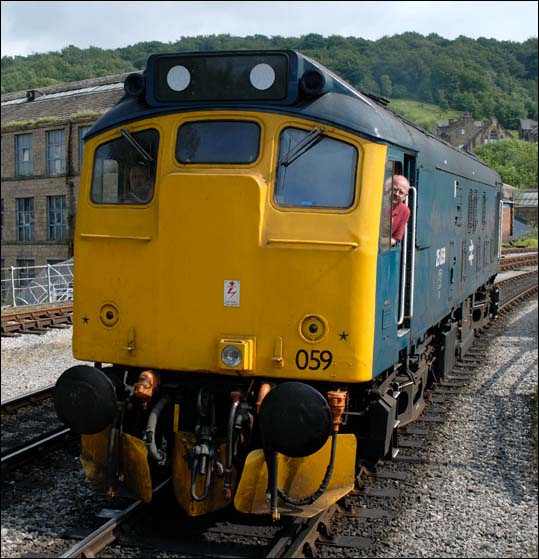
[1,427,72,472]
[60,478,171,558]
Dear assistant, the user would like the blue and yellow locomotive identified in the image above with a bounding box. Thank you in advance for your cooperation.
[54,50,502,519]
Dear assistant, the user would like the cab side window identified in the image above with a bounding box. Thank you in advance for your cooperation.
[91,129,159,205]
[274,127,358,209]
[380,160,403,251]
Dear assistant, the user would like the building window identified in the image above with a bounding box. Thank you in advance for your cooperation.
[15,259,35,289]
[16,197,33,241]
[79,125,92,170]
[15,133,33,177]
[47,195,66,240]
[47,129,66,175]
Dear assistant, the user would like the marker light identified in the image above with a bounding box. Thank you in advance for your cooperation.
[124,73,145,97]
[299,69,326,96]
[299,314,328,342]
[222,345,243,368]
[250,63,276,90]
[167,65,191,92]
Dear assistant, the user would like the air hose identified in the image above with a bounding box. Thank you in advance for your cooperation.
[274,430,338,506]
[144,396,170,464]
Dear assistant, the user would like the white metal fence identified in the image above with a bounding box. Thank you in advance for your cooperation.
[1,258,74,308]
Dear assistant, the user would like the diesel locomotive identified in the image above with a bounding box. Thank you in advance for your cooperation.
[54,49,502,520]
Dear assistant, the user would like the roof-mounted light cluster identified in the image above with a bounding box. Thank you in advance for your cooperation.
[121,50,357,108]
[139,49,345,107]
[146,51,290,104]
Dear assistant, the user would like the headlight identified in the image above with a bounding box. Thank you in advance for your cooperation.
[221,345,243,368]
[218,338,255,370]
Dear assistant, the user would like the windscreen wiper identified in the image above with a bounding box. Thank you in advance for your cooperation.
[121,129,154,163]
[278,127,324,167]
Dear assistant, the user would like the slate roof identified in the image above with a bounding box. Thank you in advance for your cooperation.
[519,118,538,130]
[514,189,538,207]
[1,73,131,125]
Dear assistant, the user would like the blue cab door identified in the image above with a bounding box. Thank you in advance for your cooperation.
[373,151,414,376]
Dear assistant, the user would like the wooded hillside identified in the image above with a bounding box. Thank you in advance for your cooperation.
[2,33,537,130]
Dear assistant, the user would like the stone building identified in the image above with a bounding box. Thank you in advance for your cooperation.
[514,190,538,225]
[1,74,127,275]
[436,112,512,151]
[519,119,538,142]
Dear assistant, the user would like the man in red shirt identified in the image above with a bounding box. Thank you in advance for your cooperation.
[390,175,411,246]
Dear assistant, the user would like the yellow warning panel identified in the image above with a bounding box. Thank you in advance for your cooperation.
[234,434,356,517]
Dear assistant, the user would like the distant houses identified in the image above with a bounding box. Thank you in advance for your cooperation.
[436,112,538,151]
[519,118,538,142]
[436,112,512,151]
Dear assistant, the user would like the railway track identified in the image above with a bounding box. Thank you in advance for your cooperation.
[500,252,538,271]
[3,265,536,558]
[501,246,538,254]
[1,384,73,472]
[1,303,72,337]
[1,384,55,414]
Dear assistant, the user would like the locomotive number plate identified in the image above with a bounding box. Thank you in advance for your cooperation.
[295,349,333,370]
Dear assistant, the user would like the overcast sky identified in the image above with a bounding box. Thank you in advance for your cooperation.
[1,1,537,57]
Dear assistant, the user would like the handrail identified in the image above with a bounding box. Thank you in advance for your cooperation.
[406,186,418,320]
[398,213,409,326]
[398,186,418,325]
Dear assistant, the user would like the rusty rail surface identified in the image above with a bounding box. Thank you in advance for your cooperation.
[500,252,538,271]
[502,246,538,255]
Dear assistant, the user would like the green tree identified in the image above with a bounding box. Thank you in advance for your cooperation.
[379,74,393,98]
[1,32,537,132]
[473,139,538,189]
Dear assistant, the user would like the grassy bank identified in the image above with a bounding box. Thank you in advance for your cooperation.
[389,99,461,134]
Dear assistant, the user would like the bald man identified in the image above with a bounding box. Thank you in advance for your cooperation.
[390,175,411,246]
